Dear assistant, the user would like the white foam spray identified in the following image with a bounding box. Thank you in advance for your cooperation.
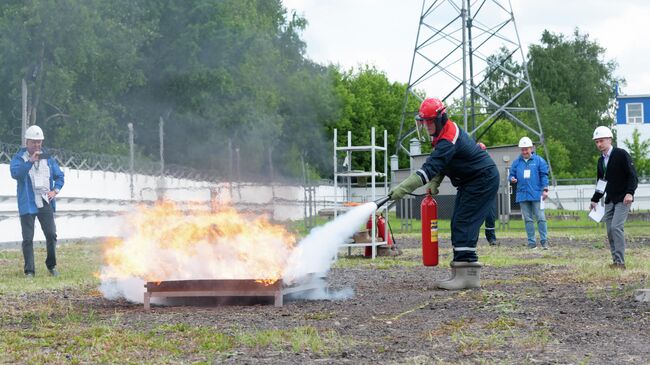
[100,277,146,303]
[282,202,377,300]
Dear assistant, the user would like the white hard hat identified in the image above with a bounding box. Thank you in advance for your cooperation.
[518,136,533,148]
[25,125,44,140]
[592,126,613,140]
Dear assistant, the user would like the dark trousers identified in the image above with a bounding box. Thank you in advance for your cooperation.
[484,197,497,242]
[20,201,57,274]
[451,166,500,262]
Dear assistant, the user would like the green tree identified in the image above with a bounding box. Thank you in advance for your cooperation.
[0,0,340,180]
[0,0,154,153]
[329,66,420,174]
[122,0,338,178]
[527,29,620,177]
[478,29,620,178]
[623,128,650,177]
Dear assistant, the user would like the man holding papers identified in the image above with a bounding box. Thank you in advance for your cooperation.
[590,126,638,269]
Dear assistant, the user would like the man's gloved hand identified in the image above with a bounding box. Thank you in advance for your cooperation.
[425,174,444,196]
[389,173,424,201]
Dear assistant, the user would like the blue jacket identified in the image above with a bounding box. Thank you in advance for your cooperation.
[509,152,548,202]
[10,148,65,215]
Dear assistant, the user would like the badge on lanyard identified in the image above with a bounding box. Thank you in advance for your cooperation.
[523,169,531,179]
[596,179,607,194]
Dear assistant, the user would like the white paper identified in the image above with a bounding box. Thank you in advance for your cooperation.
[523,169,531,179]
[588,203,605,222]
[596,179,607,193]
[540,195,545,210]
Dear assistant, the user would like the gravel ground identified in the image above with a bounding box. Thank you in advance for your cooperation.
[64,237,650,364]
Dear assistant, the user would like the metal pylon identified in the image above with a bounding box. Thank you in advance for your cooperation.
[397,0,559,196]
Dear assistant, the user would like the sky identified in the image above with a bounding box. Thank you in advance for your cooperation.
[282,0,650,96]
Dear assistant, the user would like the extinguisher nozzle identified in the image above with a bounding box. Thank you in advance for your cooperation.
[374,196,391,209]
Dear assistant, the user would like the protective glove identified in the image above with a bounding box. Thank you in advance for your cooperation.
[426,174,444,196]
[389,173,424,201]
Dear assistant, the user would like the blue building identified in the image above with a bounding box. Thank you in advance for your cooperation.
[615,93,650,157]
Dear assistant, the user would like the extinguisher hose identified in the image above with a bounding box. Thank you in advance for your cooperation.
[386,219,397,246]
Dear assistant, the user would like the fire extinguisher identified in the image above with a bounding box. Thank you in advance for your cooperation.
[365,216,374,257]
[364,213,393,257]
[376,214,393,247]
[421,189,439,266]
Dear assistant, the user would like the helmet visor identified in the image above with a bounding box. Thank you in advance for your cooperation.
[415,116,434,142]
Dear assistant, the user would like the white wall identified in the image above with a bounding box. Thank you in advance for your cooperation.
[0,163,345,244]
[546,183,650,211]
[2,162,648,244]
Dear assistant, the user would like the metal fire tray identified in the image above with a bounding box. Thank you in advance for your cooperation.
[143,276,323,309]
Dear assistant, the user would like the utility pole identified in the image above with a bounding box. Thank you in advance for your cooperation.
[21,79,28,146]
[228,138,233,199]
[235,147,241,200]
[159,116,164,177]
[461,0,468,131]
[128,123,135,200]
[158,116,165,201]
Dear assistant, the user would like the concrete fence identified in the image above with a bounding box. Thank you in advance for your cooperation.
[0,163,345,244]
[2,162,649,244]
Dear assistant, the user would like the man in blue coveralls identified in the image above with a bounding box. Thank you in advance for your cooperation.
[389,98,499,290]
[509,137,549,249]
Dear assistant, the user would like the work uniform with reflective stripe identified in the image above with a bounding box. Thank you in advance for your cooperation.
[415,121,499,262]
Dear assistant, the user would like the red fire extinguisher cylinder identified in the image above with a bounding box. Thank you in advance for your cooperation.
[420,189,439,266]
[364,213,393,257]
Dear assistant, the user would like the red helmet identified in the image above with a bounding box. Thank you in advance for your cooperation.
[418,98,446,120]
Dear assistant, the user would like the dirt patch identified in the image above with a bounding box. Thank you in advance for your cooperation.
[2,237,649,364]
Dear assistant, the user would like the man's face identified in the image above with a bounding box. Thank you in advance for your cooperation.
[520,147,533,159]
[423,120,436,136]
[26,139,42,154]
[594,137,612,152]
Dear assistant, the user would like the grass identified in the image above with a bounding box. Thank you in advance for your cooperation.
[304,311,336,321]
[334,241,649,290]
[0,241,101,295]
[385,209,650,238]
[452,330,507,356]
[333,247,422,269]
[515,326,553,351]
[1,307,347,364]
[428,311,551,357]
[0,241,350,364]
[1,230,649,363]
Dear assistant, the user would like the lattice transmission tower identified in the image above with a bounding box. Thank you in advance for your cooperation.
[397,0,557,189]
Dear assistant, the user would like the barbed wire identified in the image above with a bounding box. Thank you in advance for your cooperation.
[0,140,224,182]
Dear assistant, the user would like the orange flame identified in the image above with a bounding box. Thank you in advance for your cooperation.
[100,201,296,284]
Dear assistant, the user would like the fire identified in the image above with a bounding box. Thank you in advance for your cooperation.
[100,201,296,284]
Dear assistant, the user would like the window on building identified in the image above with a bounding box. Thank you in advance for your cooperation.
[626,103,643,124]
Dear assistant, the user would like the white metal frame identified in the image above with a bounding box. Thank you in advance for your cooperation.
[626,102,643,124]
[333,127,389,259]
